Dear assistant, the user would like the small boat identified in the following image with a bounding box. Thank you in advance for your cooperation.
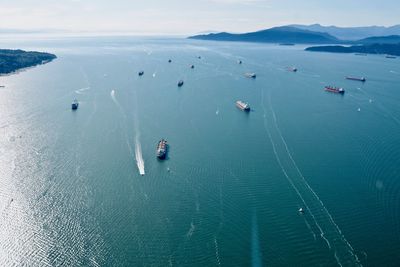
[287,67,297,72]
[138,71,144,76]
[190,64,195,69]
[279,43,295,46]
[355,53,367,56]
[168,59,172,63]
[236,100,250,111]
[238,60,242,64]
[198,56,201,59]
[325,86,345,94]
[244,72,256,79]
[0,85,5,88]
[71,99,79,110]
[156,139,168,159]
[298,208,304,213]
[386,55,397,59]
[178,80,184,87]
[346,76,366,82]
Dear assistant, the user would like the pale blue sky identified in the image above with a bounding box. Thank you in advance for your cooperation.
[0,0,399,34]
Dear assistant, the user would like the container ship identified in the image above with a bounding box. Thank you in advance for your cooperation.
[346,76,366,82]
[71,99,79,110]
[236,100,251,111]
[325,86,345,94]
[156,139,167,159]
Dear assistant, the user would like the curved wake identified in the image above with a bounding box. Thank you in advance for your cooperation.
[261,89,362,266]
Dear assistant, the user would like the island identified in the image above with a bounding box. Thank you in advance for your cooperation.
[0,49,56,75]
[305,43,400,56]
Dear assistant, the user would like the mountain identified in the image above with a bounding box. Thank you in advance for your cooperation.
[305,43,400,56]
[289,24,400,40]
[188,26,340,44]
[0,49,56,74]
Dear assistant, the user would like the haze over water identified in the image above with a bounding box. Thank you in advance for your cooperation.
[0,37,399,266]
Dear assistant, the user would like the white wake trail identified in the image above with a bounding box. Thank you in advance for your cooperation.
[111,89,145,176]
[135,135,145,176]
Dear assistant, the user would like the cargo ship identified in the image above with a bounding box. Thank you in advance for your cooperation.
[244,72,256,78]
[325,86,345,94]
[71,99,79,110]
[138,71,144,76]
[346,76,366,82]
[236,100,250,111]
[156,139,167,159]
[178,80,184,87]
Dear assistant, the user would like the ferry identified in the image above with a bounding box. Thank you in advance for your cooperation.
[156,139,167,159]
[287,67,297,72]
[71,99,79,110]
[346,76,366,82]
[138,71,144,76]
[244,72,256,79]
[236,100,251,111]
[325,86,345,94]
[178,80,184,87]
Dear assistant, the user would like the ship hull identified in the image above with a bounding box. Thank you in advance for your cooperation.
[156,139,168,159]
[346,77,366,82]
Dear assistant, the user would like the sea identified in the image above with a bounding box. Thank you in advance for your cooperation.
[0,36,399,266]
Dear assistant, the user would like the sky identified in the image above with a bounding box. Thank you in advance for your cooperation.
[0,0,399,35]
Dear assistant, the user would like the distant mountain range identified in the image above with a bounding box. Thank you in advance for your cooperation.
[288,24,400,40]
[189,25,400,45]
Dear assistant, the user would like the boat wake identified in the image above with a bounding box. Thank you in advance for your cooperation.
[260,89,362,266]
[111,89,145,176]
[135,135,145,176]
[75,87,90,94]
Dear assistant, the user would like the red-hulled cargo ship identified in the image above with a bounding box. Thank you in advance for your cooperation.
[325,86,345,94]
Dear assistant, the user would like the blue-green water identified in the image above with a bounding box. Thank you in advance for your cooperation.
[0,37,399,266]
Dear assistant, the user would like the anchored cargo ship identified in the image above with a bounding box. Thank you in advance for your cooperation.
[325,86,345,94]
[236,100,250,111]
[346,76,366,82]
[156,139,167,159]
